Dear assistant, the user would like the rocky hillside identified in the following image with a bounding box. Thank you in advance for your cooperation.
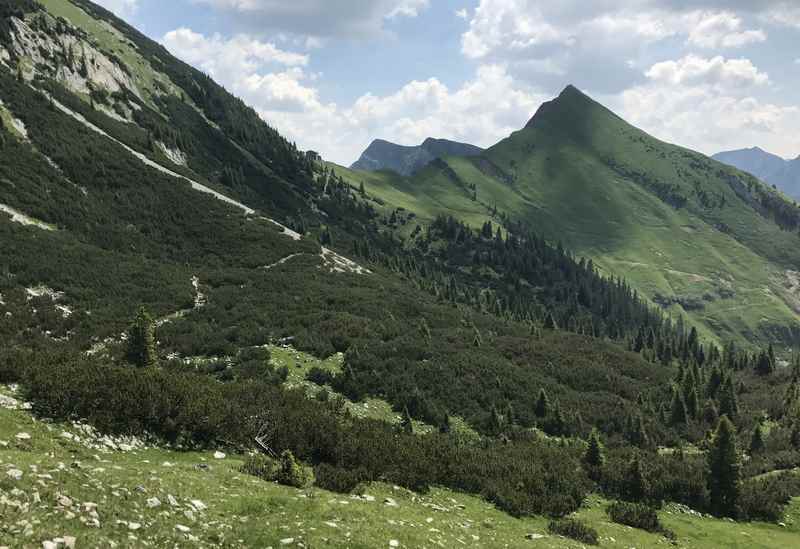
[351,137,483,176]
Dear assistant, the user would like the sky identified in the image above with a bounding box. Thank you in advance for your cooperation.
[93,0,800,165]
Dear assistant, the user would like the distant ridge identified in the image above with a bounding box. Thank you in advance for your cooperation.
[713,147,800,199]
[350,137,483,176]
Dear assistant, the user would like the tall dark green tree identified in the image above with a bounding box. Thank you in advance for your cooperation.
[749,423,765,455]
[535,388,550,418]
[583,429,605,481]
[669,388,688,428]
[718,376,739,421]
[125,307,157,368]
[707,416,741,517]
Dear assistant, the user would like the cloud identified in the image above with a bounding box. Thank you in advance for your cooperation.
[162,28,545,164]
[191,0,430,38]
[617,56,799,159]
[645,54,769,88]
[687,11,766,48]
[93,0,138,17]
[459,1,773,93]
[162,28,308,85]
[387,0,430,18]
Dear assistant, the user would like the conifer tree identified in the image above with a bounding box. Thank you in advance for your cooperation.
[749,423,765,455]
[125,307,157,368]
[584,429,605,474]
[707,416,741,517]
[401,406,414,435]
[625,455,649,502]
[702,399,719,425]
[670,388,688,427]
[535,388,550,418]
[718,376,739,421]
[755,349,774,376]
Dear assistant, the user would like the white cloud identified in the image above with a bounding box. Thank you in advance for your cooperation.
[459,1,772,92]
[162,28,308,85]
[760,4,800,28]
[93,0,138,17]
[387,0,430,18]
[191,0,430,38]
[687,11,766,48]
[618,58,799,159]
[162,28,544,164]
[645,54,769,88]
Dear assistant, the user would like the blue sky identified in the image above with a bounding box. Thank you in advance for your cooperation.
[96,0,800,165]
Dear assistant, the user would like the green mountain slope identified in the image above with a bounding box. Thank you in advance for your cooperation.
[345,85,800,347]
[3,2,800,541]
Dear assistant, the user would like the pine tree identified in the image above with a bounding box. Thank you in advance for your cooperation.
[125,307,157,368]
[670,388,688,427]
[535,388,550,418]
[755,349,774,376]
[401,406,414,435]
[707,416,741,517]
[718,376,738,421]
[627,413,649,448]
[584,429,605,470]
[749,423,765,455]
[702,399,719,425]
[625,455,649,502]
[358,181,365,196]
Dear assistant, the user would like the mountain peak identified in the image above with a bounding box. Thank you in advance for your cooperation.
[525,84,597,129]
[351,137,483,175]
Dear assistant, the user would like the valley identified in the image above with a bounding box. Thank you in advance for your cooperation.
[1,1,800,547]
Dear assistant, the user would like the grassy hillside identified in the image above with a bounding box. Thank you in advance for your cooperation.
[3,2,800,543]
[2,384,800,548]
[342,87,800,348]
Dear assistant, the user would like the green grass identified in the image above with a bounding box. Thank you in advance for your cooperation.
[340,88,800,348]
[1,384,798,548]
[269,345,478,436]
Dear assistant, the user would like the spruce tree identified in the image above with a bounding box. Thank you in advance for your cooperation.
[669,388,688,427]
[625,455,649,502]
[749,423,765,455]
[401,406,414,435]
[718,376,738,421]
[755,349,774,376]
[707,416,741,517]
[126,307,157,368]
[535,388,550,418]
[584,429,605,479]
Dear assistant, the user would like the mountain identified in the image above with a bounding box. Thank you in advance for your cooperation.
[1,2,798,544]
[713,147,800,200]
[350,137,483,176]
[337,84,800,347]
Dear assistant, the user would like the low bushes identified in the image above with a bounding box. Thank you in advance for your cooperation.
[0,350,590,518]
[548,518,599,545]
[607,501,675,539]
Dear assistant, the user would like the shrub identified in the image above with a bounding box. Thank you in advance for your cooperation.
[276,450,314,488]
[738,473,800,522]
[240,453,278,480]
[307,366,335,386]
[607,501,674,539]
[314,463,370,493]
[548,518,599,545]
